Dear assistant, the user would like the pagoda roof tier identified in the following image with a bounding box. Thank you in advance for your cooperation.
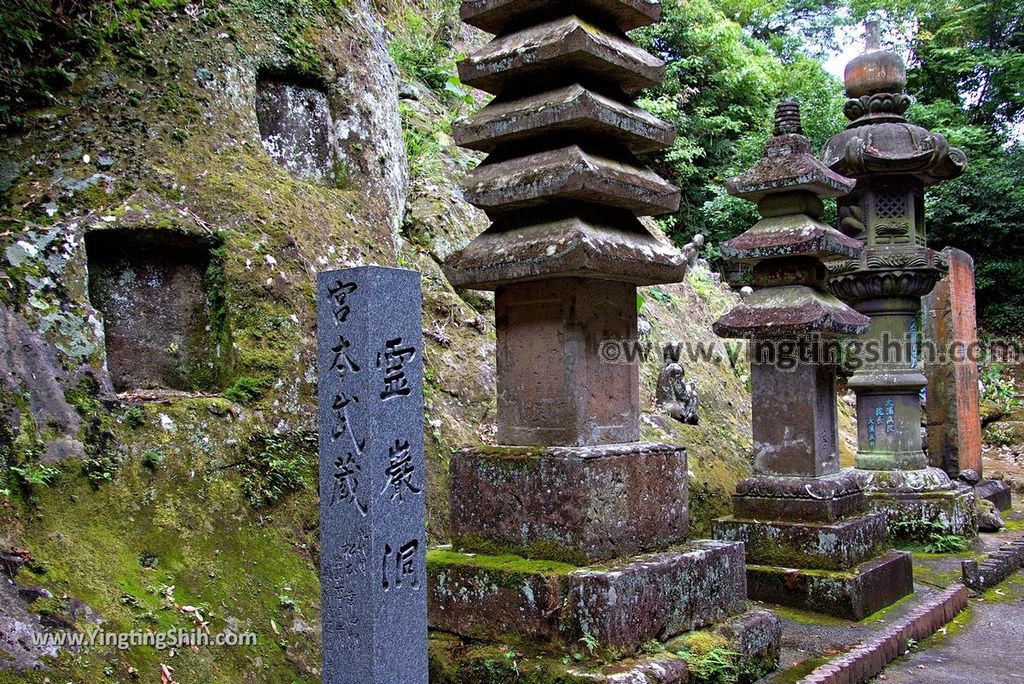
[454,84,675,155]
[713,285,871,338]
[457,16,664,95]
[444,213,689,289]
[464,144,681,217]
[461,0,661,34]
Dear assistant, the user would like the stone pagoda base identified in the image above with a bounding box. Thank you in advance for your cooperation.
[429,442,781,671]
[428,609,781,683]
[853,468,978,542]
[714,472,914,620]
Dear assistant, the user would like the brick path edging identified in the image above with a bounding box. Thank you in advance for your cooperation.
[962,535,1024,592]
[798,584,969,684]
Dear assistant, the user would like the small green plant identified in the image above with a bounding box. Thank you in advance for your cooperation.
[10,462,60,489]
[235,430,317,507]
[224,375,275,404]
[124,406,145,428]
[676,647,744,684]
[891,519,970,553]
[141,449,165,470]
[579,632,599,655]
[981,363,1019,414]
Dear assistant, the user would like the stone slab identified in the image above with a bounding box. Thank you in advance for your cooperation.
[923,247,983,478]
[976,478,1012,512]
[714,512,888,570]
[746,550,914,621]
[731,472,866,523]
[464,144,681,217]
[316,267,427,684]
[450,442,688,563]
[454,84,675,154]
[460,0,662,34]
[457,16,664,95]
[428,541,747,651]
[961,535,1024,591]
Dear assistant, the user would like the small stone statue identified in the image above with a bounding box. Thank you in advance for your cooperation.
[977,497,1005,532]
[656,345,699,425]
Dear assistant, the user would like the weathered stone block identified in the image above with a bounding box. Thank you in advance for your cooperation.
[428,541,747,651]
[566,541,747,649]
[745,550,914,621]
[256,78,339,186]
[427,609,781,683]
[454,85,675,155]
[494,278,641,447]
[451,442,688,563]
[714,513,887,570]
[976,479,1012,512]
[457,16,664,95]
[465,145,681,217]
[923,247,983,477]
[460,0,662,34]
[862,488,978,541]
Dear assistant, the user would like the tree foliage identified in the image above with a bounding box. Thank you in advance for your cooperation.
[640,0,1024,331]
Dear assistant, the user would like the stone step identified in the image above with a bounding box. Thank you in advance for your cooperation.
[461,0,662,35]
[442,213,688,289]
[454,84,675,155]
[457,16,664,96]
[745,550,914,621]
[714,512,888,570]
[464,144,681,217]
[427,541,749,652]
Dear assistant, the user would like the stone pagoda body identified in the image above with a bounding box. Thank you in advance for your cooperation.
[822,23,976,541]
[712,101,914,619]
[426,0,782,679]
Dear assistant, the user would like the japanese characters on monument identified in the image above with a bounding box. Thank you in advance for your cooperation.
[316,266,427,684]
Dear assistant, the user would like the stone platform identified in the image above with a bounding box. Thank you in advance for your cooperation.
[427,540,749,652]
[853,468,977,542]
[429,608,782,684]
[746,551,914,621]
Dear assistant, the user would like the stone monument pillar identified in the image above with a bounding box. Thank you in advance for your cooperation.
[822,22,976,541]
[922,247,1012,511]
[427,1,782,679]
[712,101,914,619]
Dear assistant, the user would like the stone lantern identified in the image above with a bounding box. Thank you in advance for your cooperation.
[713,101,913,619]
[425,0,782,677]
[822,22,975,540]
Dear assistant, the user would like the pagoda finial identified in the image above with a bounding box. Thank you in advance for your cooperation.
[864,19,883,51]
[774,99,803,136]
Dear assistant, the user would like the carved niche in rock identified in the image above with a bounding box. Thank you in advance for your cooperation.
[256,76,341,186]
[86,230,226,393]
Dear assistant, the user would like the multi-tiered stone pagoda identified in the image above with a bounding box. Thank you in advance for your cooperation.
[713,101,914,619]
[427,0,781,679]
